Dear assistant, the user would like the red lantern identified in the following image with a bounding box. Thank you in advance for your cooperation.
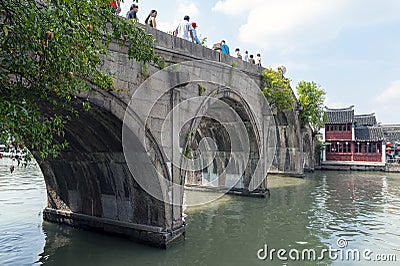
[397,146,400,151]
[386,142,391,147]
[386,147,391,152]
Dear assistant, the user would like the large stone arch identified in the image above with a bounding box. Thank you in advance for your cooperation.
[36,92,183,248]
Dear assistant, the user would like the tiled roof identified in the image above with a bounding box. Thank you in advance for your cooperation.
[354,114,377,126]
[382,125,400,143]
[325,106,354,124]
[355,126,384,142]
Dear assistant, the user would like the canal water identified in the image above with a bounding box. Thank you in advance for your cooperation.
[0,163,399,265]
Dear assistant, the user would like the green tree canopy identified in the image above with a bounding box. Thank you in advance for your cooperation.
[0,0,157,158]
[296,81,326,133]
[261,68,295,111]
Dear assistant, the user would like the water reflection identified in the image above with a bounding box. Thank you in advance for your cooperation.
[0,164,399,265]
[0,164,46,266]
[308,171,400,256]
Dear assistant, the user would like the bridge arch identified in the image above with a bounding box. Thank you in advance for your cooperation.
[182,89,263,194]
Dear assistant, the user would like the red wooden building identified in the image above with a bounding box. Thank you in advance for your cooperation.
[323,106,385,163]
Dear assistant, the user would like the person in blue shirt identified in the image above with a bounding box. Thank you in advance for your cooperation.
[221,40,230,55]
[191,22,201,44]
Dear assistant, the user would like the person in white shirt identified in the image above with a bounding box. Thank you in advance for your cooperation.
[174,15,194,42]
[235,48,242,59]
[256,53,262,66]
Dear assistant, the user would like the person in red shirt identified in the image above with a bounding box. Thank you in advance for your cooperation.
[111,0,121,15]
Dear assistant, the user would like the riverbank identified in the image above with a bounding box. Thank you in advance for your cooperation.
[319,160,400,173]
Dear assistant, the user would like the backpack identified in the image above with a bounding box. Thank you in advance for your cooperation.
[213,43,222,51]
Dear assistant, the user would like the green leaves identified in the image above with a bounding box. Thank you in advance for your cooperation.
[0,0,157,158]
[261,68,295,111]
[296,81,326,133]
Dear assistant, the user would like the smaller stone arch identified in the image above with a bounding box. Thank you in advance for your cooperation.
[302,132,314,172]
[181,89,264,194]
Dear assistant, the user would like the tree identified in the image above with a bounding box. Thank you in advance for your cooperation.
[261,68,295,111]
[0,0,158,158]
[296,81,326,134]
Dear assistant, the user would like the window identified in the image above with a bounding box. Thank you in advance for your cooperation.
[347,144,352,153]
[339,143,343,152]
[326,126,329,131]
[355,143,359,153]
[335,125,338,131]
[339,125,342,131]
[368,143,372,153]
[331,143,337,152]
[362,143,367,153]
[347,125,351,131]
[372,143,377,153]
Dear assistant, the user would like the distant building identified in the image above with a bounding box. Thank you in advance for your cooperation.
[322,106,385,164]
[382,125,400,162]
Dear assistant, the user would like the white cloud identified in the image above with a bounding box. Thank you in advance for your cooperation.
[157,20,180,34]
[178,1,199,18]
[212,0,260,15]
[212,0,400,54]
[376,80,400,104]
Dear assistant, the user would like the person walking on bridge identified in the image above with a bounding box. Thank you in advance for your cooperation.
[221,40,230,55]
[145,10,157,29]
[174,15,194,43]
[191,22,201,44]
[127,4,139,21]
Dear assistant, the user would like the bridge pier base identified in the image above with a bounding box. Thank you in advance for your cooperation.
[184,185,270,198]
[43,208,185,249]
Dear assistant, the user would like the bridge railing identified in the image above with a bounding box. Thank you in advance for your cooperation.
[142,24,264,79]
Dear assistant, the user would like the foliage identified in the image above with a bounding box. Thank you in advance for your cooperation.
[261,68,295,111]
[296,81,326,133]
[198,84,206,96]
[182,145,193,159]
[199,34,207,47]
[0,0,158,158]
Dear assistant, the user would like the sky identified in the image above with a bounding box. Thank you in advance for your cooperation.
[120,0,400,124]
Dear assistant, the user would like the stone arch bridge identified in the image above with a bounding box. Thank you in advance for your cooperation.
[36,27,315,248]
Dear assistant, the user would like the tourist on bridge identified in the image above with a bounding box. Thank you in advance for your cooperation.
[221,40,230,55]
[145,10,157,29]
[111,0,121,15]
[191,22,201,44]
[249,54,255,64]
[127,4,139,20]
[256,53,262,66]
[235,48,242,59]
[174,15,194,43]
[244,50,249,62]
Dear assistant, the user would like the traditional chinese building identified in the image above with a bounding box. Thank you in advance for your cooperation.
[322,106,385,165]
[382,124,400,162]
